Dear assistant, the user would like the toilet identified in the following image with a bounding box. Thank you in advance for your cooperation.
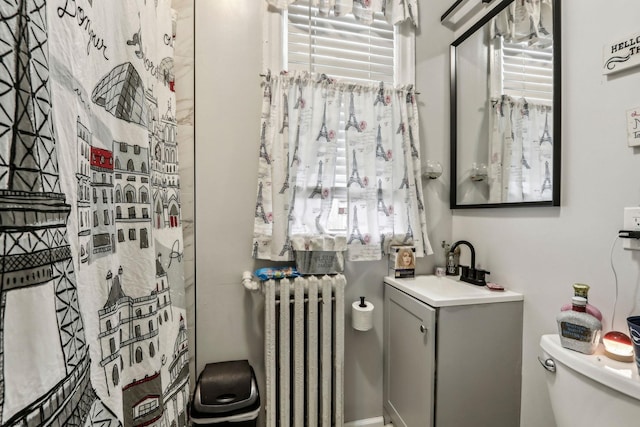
[539,334,640,426]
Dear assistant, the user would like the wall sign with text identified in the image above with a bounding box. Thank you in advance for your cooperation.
[628,107,640,147]
[603,32,640,75]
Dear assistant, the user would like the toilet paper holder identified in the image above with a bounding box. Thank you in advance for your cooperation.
[352,296,374,332]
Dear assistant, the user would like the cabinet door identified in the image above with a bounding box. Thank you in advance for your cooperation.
[384,284,436,427]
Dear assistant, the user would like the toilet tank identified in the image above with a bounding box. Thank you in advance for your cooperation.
[539,334,640,427]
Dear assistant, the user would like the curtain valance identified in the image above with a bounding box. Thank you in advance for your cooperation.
[267,0,419,27]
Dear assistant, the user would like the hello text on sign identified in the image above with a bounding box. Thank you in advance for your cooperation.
[603,32,640,75]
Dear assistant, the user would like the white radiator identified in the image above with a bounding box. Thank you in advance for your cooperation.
[263,274,346,427]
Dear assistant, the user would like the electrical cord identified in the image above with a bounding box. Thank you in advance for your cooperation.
[609,234,620,328]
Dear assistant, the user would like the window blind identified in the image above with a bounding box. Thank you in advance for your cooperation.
[286,1,395,84]
[501,39,553,104]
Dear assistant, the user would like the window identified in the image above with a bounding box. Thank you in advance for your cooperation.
[112,364,119,386]
[140,228,149,248]
[126,188,135,203]
[135,346,143,363]
[492,37,553,105]
[286,1,395,84]
[490,31,553,105]
[129,228,137,241]
[267,0,415,86]
[104,209,109,225]
[118,229,125,242]
[135,398,159,418]
[264,2,416,233]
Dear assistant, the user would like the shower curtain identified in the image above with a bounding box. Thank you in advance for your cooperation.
[0,1,189,426]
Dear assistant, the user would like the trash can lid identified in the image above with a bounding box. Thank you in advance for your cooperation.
[200,360,253,404]
[192,360,259,416]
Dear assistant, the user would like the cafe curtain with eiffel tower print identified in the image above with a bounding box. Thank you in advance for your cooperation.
[0,1,189,426]
[487,96,554,203]
[253,71,433,262]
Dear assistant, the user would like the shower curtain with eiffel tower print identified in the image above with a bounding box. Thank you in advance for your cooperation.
[0,1,189,426]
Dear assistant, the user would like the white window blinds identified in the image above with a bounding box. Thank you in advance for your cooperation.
[500,39,553,104]
[285,0,395,84]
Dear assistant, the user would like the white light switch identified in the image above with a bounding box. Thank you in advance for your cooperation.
[623,207,640,250]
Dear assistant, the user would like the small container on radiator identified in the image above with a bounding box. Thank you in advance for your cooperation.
[294,250,344,275]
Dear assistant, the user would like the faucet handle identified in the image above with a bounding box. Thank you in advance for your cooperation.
[474,268,490,283]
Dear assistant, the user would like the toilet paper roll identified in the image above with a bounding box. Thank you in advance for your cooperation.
[352,300,374,331]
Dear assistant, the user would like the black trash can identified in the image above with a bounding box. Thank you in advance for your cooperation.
[190,360,260,426]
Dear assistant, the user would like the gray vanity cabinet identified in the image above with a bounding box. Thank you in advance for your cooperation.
[383,278,524,427]
[384,284,436,427]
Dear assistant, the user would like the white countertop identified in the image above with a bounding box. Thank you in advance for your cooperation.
[384,275,524,307]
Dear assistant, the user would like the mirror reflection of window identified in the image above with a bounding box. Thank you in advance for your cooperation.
[487,0,554,203]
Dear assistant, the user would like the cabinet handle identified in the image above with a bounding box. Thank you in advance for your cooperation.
[419,324,426,333]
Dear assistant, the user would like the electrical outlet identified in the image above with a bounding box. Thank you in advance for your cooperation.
[623,207,640,250]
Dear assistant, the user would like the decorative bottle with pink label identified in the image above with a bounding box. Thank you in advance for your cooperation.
[560,283,602,321]
[557,296,602,354]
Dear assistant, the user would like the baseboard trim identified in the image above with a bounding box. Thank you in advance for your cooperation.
[344,416,391,427]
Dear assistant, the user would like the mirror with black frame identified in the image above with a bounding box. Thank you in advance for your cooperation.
[450,0,560,208]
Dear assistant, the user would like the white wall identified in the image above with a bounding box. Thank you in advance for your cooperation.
[194,1,450,424]
[452,1,640,426]
[193,0,640,426]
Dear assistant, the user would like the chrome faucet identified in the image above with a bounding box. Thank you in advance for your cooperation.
[449,240,490,286]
